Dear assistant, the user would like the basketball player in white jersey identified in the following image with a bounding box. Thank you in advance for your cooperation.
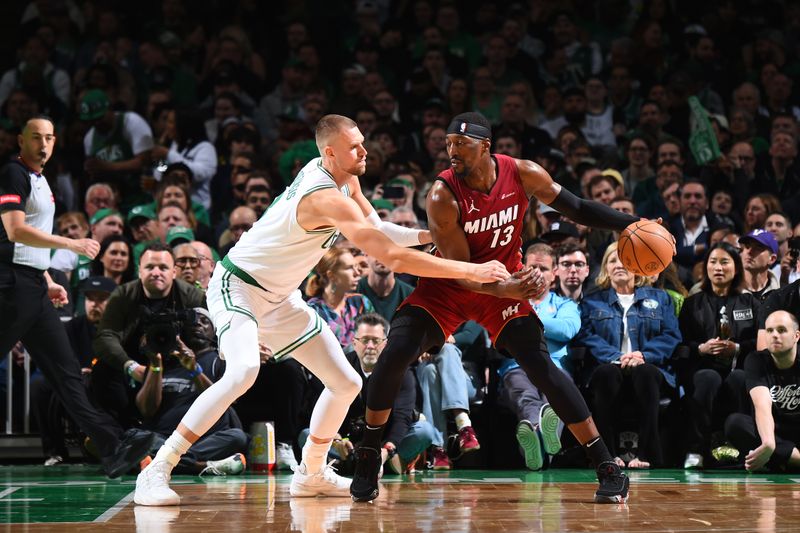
[134,115,510,505]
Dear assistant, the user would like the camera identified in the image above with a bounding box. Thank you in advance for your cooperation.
[382,185,406,199]
[141,308,196,355]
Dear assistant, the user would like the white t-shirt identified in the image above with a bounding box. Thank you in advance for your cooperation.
[83,111,154,157]
[617,292,635,355]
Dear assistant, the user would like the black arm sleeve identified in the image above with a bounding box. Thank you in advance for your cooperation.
[547,186,639,232]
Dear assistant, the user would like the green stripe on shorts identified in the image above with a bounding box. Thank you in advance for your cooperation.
[220,269,256,322]
[272,313,323,360]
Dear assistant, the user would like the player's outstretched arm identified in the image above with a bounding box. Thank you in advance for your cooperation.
[347,175,432,246]
[299,189,508,283]
[516,159,640,232]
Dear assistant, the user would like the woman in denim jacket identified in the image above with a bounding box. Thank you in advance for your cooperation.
[577,242,682,468]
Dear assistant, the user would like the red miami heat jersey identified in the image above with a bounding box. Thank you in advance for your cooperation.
[403,153,536,342]
[438,153,528,274]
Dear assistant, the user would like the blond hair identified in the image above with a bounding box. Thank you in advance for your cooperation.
[315,114,357,153]
[305,247,353,298]
[595,242,650,290]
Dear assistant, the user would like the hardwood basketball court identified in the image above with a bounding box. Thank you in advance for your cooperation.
[2,466,798,531]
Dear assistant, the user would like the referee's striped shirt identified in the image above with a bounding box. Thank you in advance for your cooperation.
[0,159,55,270]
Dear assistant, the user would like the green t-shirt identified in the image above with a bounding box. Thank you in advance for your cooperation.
[356,277,415,322]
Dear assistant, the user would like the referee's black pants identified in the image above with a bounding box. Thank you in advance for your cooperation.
[0,265,122,457]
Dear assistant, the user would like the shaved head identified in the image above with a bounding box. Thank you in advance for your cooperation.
[315,114,358,153]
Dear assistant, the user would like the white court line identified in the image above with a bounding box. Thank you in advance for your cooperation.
[0,488,20,499]
[93,490,134,523]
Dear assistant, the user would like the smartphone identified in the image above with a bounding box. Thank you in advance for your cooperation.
[382,185,406,199]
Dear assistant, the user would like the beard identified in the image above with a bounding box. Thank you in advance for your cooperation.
[452,163,471,179]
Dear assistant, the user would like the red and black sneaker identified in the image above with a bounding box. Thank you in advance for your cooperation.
[430,447,452,470]
[595,460,630,503]
[457,426,481,453]
[350,446,381,502]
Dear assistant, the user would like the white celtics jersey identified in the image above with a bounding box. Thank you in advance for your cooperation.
[225,157,349,297]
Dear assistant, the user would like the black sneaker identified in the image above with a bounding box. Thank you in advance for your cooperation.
[350,446,381,502]
[594,460,629,503]
[103,431,156,478]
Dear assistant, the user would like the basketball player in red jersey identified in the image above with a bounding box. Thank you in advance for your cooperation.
[351,112,642,504]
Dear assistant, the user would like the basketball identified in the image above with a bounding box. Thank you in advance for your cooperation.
[617,220,676,276]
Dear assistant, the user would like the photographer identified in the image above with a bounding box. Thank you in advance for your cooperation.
[134,308,248,475]
[92,242,206,424]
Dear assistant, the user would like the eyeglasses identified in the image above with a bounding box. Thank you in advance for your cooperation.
[175,257,200,267]
[354,336,386,346]
[558,261,587,269]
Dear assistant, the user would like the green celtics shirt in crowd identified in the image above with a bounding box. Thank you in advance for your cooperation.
[84,112,154,209]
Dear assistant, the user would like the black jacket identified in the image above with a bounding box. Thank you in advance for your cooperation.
[93,279,206,371]
[64,315,97,368]
[679,290,758,371]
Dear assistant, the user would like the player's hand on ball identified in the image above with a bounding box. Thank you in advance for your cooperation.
[469,260,509,283]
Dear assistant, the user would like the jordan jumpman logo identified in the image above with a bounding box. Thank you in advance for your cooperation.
[467,199,480,214]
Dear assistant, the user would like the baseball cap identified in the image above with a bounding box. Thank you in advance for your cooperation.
[79,89,110,121]
[166,226,196,247]
[127,204,156,224]
[90,208,122,226]
[387,177,414,188]
[739,229,778,255]
[541,221,579,242]
[370,198,395,212]
[81,275,117,294]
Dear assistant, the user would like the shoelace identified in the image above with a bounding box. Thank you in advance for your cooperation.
[145,464,172,486]
[198,464,224,476]
[320,460,346,485]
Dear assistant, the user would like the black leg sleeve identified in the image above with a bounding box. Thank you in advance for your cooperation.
[496,315,591,424]
[366,306,445,412]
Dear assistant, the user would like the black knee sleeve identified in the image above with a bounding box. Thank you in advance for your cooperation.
[496,315,590,424]
[366,306,444,411]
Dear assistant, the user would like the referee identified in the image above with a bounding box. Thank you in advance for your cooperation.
[0,116,153,477]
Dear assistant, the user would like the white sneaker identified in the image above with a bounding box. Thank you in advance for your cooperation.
[44,455,63,466]
[683,453,704,469]
[199,453,246,476]
[134,460,181,506]
[290,461,352,497]
[277,442,299,471]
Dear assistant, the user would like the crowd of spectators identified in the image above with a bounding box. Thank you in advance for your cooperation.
[3,0,800,473]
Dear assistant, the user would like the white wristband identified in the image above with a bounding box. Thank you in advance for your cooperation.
[366,209,423,247]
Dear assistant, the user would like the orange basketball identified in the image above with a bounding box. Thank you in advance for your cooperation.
[617,220,676,276]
